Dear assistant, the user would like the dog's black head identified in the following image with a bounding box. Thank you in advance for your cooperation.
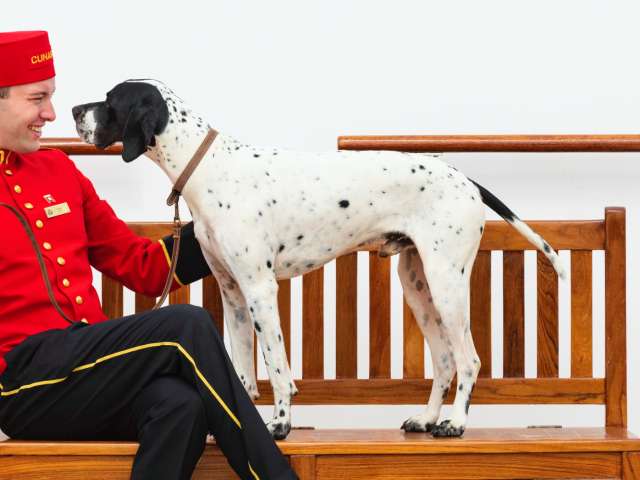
[72,80,169,162]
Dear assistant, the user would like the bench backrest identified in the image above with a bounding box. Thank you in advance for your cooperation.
[47,135,629,429]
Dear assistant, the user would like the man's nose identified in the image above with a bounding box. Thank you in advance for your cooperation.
[42,99,56,122]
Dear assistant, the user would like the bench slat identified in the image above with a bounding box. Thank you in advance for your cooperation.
[303,268,324,379]
[571,250,593,378]
[278,279,292,362]
[203,276,224,335]
[402,299,424,378]
[503,252,525,377]
[470,251,492,378]
[369,254,390,379]
[537,253,559,378]
[101,276,123,319]
[134,293,155,314]
[169,285,190,305]
[336,253,358,379]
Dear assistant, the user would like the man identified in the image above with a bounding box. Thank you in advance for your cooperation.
[0,30,297,480]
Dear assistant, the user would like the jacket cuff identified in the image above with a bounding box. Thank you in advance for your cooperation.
[158,221,211,285]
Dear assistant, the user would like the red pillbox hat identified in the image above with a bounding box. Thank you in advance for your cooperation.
[0,31,55,87]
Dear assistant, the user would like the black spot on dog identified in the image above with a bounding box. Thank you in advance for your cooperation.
[279,244,285,252]
[297,234,304,240]
[419,165,425,170]
[279,409,285,417]
[461,267,465,275]
[420,186,425,191]
[250,307,254,313]
[544,243,551,253]
[267,260,272,269]
[339,200,350,208]
[278,333,282,342]
[254,321,262,332]
[254,153,260,158]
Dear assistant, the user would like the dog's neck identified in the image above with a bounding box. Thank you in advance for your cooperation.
[144,86,215,186]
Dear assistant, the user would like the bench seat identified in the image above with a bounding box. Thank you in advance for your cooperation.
[1,428,639,479]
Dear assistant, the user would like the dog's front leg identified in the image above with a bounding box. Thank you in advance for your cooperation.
[239,277,296,440]
[218,282,259,400]
[199,244,260,400]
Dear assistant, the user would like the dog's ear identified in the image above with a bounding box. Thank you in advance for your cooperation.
[121,103,160,162]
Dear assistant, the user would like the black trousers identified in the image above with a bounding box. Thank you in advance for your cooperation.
[0,305,297,480]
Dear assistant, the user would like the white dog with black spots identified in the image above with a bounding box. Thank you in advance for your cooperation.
[73,79,566,439]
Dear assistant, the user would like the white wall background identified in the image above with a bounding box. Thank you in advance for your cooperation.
[4,1,639,436]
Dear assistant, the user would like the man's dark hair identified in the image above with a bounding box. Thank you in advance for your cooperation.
[0,87,9,99]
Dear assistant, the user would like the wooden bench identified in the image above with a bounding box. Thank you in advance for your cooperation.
[1,135,638,479]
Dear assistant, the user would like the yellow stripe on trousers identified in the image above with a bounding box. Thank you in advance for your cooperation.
[0,341,240,428]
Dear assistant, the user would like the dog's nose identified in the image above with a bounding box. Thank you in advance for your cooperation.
[71,105,83,121]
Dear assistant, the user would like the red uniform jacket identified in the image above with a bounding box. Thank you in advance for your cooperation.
[0,148,210,374]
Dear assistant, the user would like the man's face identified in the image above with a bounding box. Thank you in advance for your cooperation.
[0,77,56,153]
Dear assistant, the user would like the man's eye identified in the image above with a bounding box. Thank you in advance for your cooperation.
[31,97,44,104]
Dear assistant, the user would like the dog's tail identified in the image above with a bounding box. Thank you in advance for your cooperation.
[470,179,567,279]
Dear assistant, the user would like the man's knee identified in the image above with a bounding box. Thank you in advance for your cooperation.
[160,304,220,338]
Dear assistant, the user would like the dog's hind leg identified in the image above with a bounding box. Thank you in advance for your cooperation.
[414,246,481,438]
[398,248,456,432]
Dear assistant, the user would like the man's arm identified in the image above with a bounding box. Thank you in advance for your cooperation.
[70,158,211,296]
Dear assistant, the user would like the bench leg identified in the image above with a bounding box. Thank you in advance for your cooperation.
[623,452,640,479]
[290,455,316,480]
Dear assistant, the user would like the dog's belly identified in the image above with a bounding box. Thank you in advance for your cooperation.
[272,231,389,279]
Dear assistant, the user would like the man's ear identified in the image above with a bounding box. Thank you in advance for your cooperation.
[121,103,159,162]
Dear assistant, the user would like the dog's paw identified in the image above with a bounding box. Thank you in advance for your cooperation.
[400,415,436,433]
[430,419,465,438]
[267,420,291,440]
